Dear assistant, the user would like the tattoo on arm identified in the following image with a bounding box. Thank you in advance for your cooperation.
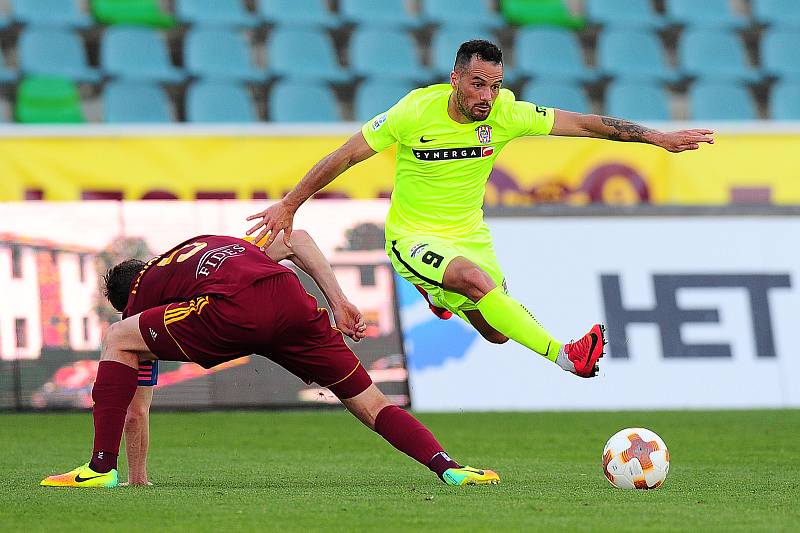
[600,116,655,143]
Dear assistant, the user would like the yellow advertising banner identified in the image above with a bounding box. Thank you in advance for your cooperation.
[0,133,798,204]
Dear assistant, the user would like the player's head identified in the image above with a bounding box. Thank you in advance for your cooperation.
[451,39,503,122]
[103,259,145,312]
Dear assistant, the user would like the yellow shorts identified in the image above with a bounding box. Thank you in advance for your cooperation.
[386,227,506,315]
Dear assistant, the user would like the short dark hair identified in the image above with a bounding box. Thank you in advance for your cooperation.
[103,259,145,312]
[454,40,503,72]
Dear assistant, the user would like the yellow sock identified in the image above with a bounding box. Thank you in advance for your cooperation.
[475,287,562,361]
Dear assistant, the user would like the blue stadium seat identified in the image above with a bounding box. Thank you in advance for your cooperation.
[350,29,431,83]
[421,0,504,30]
[585,0,665,29]
[521,81,589,113]
[340,0,421,29]
[185,29,264,82]
[257,0,339,29]
[19,29,99,83]
[679,29,760,82]
[753,0,800,29]
[431,27,495,80]
[104,81,172,123]
[665,0,748,29]
[102,26,184,82]
[268,29,351,83]
[770,82,800,119]
[175,0,257,28]
[597,30,678,82]
[186,82,257,123]
[762,30,800,81]
[689,82,756,120]
[11,0,91,28]
[269,81,339,122]
[354,80,415,122]
[605,82,671,121]
[515,28,596,82]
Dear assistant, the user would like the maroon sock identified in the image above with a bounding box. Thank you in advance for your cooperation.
[89,360,138,472]
[374,405,460,480]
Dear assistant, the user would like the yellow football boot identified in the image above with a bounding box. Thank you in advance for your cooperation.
[40,463,118,488]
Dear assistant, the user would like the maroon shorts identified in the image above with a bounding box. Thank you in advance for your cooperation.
[137,273,372,399]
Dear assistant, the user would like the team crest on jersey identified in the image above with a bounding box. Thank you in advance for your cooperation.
[410,243,429,258]
[475,124,492,144]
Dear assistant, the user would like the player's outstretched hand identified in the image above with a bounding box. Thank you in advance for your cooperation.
[333,301,367,342]
[246,200,297,251]
[654,129,715,153]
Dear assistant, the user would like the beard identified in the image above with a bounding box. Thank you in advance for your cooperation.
[456,88,490,122]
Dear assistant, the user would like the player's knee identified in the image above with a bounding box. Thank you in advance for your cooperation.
[289,229,309,244]
[484,331,509,344]
[125,403,148,427]
[458,266,494,300]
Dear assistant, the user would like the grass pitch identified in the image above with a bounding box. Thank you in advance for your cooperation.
[1,409,798,532]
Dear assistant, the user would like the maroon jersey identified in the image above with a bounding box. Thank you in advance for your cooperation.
[124,235,292,318]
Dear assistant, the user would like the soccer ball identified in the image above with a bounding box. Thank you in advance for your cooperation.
[602,427,669,489]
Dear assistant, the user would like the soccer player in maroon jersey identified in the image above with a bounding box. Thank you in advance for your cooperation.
[41,231,499,487]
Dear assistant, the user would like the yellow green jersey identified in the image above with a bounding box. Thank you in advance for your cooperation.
[361,84,555,240]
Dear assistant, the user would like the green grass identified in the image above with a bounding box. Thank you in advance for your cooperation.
[1,409,798,532]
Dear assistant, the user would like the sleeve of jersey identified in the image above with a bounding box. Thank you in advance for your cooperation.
[360,99,408,153]
[511,101,556,137]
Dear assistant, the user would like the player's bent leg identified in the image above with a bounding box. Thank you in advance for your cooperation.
[463,309,508,344]
[340,384,500,486]
[42,314,156,489]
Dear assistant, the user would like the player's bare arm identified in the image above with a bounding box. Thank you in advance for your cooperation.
[266,230,367,342]
[550,109,715,153]
[246,131,377,249]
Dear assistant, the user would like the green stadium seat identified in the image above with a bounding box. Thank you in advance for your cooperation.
[12,0,91,28]
[91,0,175,28]
[500,0,584,29]
[15,77,85,123]
[521,81,589,113]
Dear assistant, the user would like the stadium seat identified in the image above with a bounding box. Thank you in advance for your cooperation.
[11,0,91,28]
[500,0,584,29]
[269,81,339,122]
[102,26,185,82]
[15,77,84,123]
[185,29,264,82]
[605,82,671,121]
[521,81,589,113]
[354,80,415,122]
[678,30,761,82]
[18,29,99,83]
[753,0,800,29]
[585,0,665,29]
[339,0,421,29]
[176,0,258,28]
[597,30,678,82]
[431,27,495,80]
[688,82,756,120]
[91,0,175,28]
[770,82,800,119]
[665,0,748,29]
[421,0,504,30]
[268,29,351,83]
[762,30,800,81]
[186,82,257,123]
[257,0,339,29]
[104,81,172,123]
[515,28,596,82]
[350,29,431,83]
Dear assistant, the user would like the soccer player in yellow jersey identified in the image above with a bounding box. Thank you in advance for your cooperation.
[247,40,714,378]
